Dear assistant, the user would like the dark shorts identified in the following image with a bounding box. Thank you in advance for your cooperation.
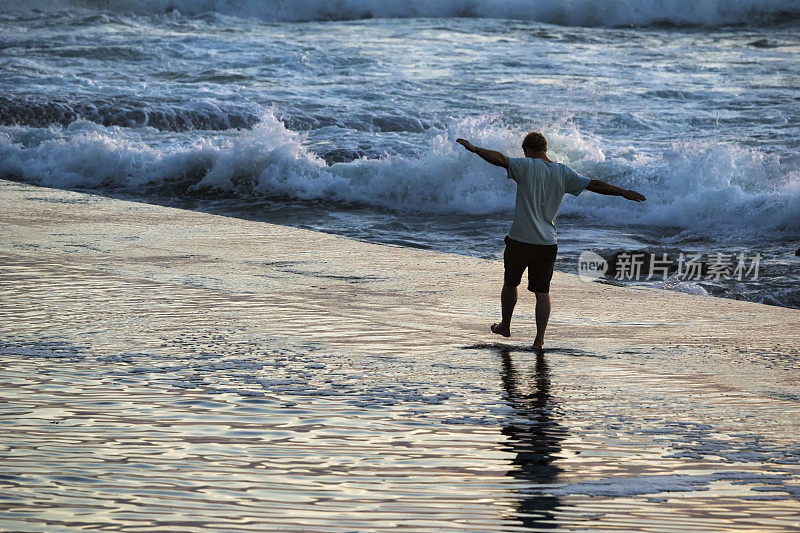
[503,236,558,293]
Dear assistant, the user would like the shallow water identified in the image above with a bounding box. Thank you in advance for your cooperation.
[2,254,799,531]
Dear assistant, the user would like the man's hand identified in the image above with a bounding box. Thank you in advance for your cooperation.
[456,138,475,152]
[622,189,646,202]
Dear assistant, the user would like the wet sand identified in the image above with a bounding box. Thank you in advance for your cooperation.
[1,179,799,531]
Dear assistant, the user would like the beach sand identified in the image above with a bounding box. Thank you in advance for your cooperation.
[1,178,799,531]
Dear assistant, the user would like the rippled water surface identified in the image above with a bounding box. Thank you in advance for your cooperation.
[2,255,799,531]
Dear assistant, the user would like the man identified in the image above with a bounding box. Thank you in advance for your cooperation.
[456,132,646,351]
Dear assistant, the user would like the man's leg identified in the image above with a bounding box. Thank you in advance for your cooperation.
[533,292,550,349]
[491,282,517,337]
[494,237,524,338]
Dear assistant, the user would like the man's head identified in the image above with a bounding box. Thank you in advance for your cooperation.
[522,131,547,156]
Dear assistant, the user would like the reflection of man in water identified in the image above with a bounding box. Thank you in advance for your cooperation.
[499,347,566,528]
[457,133,645,350]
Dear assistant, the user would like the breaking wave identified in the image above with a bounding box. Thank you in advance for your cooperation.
[1,112,798,239]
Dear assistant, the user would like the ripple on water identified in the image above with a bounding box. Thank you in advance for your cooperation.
[1,257,800,530]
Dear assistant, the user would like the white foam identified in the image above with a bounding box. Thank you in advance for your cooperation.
[2,111,798,239]
[652,276,709,296]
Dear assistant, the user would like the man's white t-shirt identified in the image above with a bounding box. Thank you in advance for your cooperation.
[506,157,591,245]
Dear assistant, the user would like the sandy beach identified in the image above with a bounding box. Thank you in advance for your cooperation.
[1,178,799,531]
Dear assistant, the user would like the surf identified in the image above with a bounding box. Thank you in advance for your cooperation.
[2,111,798,240]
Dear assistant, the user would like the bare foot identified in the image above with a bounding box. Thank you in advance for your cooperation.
[532,340,544,354]
[491,323,511,337]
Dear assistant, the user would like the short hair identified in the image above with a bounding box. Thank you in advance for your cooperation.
[522,131,547,153]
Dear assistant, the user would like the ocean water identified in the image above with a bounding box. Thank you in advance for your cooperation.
[1,1,799,307]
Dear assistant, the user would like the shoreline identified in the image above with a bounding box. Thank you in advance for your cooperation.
[2,179,797,349]
[54,186,797,312]
[2,178,799,401]
[2,179,800,530]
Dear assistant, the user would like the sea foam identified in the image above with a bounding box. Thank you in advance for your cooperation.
[1,111,798,239]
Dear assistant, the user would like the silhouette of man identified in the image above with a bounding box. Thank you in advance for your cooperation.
[457,132,645,350]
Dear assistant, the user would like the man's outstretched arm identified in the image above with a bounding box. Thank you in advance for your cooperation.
[586,179,646,202]
[456,139,509,169]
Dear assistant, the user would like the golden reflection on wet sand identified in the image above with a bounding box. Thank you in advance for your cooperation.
[2,256,799,531]
[1,181,800,531]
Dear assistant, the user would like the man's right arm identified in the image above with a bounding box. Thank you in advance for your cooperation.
[456,139,509,169]
[586,179,646,202]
